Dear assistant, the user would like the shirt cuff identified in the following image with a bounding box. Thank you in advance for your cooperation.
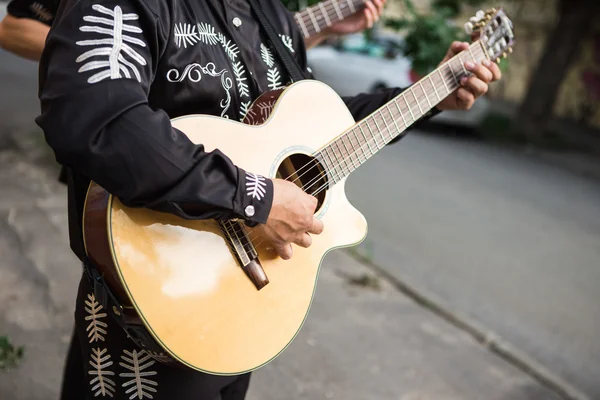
[232,168,273,225]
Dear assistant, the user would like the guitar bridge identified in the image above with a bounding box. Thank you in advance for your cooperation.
[219,221,269,290]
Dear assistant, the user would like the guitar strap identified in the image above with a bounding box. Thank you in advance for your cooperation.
[247,0,308,83]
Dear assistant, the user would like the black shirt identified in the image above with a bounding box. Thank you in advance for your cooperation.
[35,0,424,260]
[7,0,60,23]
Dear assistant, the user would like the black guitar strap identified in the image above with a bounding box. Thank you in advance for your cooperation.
[247,0,308,83]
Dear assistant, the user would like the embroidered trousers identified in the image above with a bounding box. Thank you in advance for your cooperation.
[59,274,252,400]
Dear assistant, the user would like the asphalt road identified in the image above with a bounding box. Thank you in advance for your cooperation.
[344,132,600,398]
[1,8,599,397]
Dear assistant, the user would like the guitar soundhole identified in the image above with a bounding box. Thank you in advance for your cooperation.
[276,154,328,213]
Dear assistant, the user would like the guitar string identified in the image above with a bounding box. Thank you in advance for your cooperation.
[238,45,486,248]
[295,0,365,35]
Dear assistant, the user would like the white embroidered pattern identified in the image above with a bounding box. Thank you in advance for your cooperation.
[173,23,199,48]
[240,101,251,119]
[119,350,158,399]
[232,61,250,97]
[85,293,108,343]
[172,21,250,120]
[76,5,147,84]
[246,172,268,201]
[89,348,116,397]
[279,34,295,53]
[260,43,282,90]
[260,43,275,68]
[167,63,232,118]
[147,351,172,364]
[29,2,53,22]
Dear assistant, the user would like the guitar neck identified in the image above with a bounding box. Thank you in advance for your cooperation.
[294,0,366,39]
[316,40,490,186]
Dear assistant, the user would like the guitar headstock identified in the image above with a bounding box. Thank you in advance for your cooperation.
[464,8,515,63]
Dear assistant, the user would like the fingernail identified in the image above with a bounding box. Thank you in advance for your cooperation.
[483,60,492,67]
[461,77,468,85]
[465,61,474,70]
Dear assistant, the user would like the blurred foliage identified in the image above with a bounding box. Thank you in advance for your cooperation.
[0,336,24,371]
[384,0,487,76]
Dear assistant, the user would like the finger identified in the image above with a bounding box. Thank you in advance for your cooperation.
[275,243,293,260]
[446,41,469,59]
[307,217,324,235]
[460,76,488,98]
[373,0,385,18]
[465,62,493,83]
[483,60,502,81]
[294,233,313,248]
[456,87,475,110]
[364,3,376,27]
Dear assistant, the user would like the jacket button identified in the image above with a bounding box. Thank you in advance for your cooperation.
[245,205,255,217]
[233,17,242,27]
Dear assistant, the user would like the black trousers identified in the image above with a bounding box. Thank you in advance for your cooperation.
[59,274,252,400]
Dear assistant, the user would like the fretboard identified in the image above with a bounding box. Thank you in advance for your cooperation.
[294,0,365,39]
[315,41,490,188]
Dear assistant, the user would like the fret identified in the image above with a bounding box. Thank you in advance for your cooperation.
[386,104,402,136]
[379,107,394,140]
[371,115,387,144]
[340,136,359,169]
[346,0,356,13]
[364,119,383,150]
[457,56,467,75]
[352,129,368,163]
[332,0,344,19]
[318,2,332,27]
[478,40,491,62]
[411,87,424,115]
[419,81,432,108]
[446,63,457,86]
[429,75,440,101]
[402,95,415,122]
[306,8,321,33]
[333,140,351,176]
[358,124,375,155]
[295,13,310,38]
[322,147,339,179]
[438,69,450,94]
[393,98,408,127]
[468,46,475,63]
[345,130,362,164]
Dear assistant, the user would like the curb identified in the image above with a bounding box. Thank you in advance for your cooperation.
[344,249,592,400]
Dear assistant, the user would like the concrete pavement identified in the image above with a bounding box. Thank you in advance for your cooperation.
[0,148,565,399]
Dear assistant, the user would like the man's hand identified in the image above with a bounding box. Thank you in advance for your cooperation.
[437,41,502,111]
[258,179,324,260]
[304,0,386,49]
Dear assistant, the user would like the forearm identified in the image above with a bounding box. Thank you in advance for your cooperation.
[0,14,48,61]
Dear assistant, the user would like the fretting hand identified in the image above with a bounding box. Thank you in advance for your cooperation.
[437,41,502,111]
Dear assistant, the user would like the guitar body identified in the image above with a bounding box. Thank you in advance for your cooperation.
[83,80,368,375]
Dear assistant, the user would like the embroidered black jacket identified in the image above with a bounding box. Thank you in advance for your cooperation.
[35,0,432,261]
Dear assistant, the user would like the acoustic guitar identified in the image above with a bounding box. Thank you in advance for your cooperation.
[83,8,515,375]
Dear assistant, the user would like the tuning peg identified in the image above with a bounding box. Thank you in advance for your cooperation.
[464,22,474,34]
[502,52,507,58]
[496,57,501,63]
[475,10,485,20]
[508,47,513,54]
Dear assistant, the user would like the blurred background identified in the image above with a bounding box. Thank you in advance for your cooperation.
[0,0,599,399]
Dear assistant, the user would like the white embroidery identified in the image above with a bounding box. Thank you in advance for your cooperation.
[279,34,295,53]
[119,350,158,400]
[233,61,250,97]
[167,63,232,118]
[76,5,147,84]
[197,22,220,45]
[85,293,108,343]
[29,2,53,22]
[173,23,199,48]
[246,172,267,201]
[147,351,172,364]
[240,101,251,118]
[267,69,282,90]
[218,33,240,60]
[260,43,275,68]
[89,348,116,397]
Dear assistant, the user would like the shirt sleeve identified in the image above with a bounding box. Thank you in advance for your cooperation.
[6,0,57,23]
[35,0,273,225]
